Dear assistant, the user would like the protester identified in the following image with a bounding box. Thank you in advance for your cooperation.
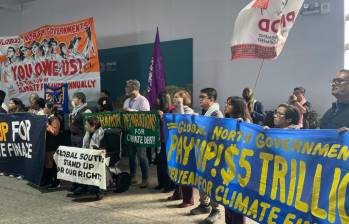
[267,104,300,129]
[288,87,309,129]
[41,103,61,189]
[29,98,46,115]
[167,89,195,207]
[242,88,265,124]
[320,69,349,130]
[69,92,91,147]
[293,87,312,128]
[155,91,175,193]
[123,80,150,188]
[190,88,223,223]
[100,89,110,99]
[7,98,25,113]
[0,90,7,175]
[223,96,252,224]
[72,117,105,198]
[27,93,39,113]
[0,90,7,113]
[5,98,25,178]
[97,96,113,112]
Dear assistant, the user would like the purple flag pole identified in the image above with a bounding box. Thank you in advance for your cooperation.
[146,27,166,110]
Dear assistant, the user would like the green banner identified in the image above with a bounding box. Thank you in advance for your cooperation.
[83,111,160,147]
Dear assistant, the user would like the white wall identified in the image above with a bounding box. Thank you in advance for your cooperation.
[0,0,344,115]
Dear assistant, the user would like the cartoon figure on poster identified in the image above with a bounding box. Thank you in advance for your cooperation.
[0,17,101,104]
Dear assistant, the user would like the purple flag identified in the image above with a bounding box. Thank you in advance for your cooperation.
[147,28,166,109]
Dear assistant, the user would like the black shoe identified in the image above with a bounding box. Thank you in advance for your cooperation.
[203,209,221,224]
[69,183,79,192]
[95,190,104,200]
[190,204,211,215]
[47,181,61,190]
[73,186,88,196]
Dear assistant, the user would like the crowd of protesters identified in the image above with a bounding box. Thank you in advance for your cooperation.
[1,69,349,224]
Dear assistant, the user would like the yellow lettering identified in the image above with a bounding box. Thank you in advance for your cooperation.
[259,152,274,196]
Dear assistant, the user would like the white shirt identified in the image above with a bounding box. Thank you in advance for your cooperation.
[123,95,150,112]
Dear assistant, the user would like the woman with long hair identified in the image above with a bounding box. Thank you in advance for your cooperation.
[41,103,62,188]
[167,89,195,208]
[7,98,25,113]
[223,96,253,224]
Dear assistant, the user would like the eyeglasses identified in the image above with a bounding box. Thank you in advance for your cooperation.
[330,78,349,86]
[199,95,209,99]
[273,111,286,117]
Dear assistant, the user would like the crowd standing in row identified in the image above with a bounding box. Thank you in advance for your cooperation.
[0,69,349,224]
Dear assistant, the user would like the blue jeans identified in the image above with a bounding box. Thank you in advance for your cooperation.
[129,146,149,180]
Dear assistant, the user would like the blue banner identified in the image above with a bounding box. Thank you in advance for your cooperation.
[0,113,47,185]
[44,83,69,114]
[164,114,349,224]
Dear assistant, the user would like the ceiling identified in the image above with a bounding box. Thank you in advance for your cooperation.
[0,0,37,11]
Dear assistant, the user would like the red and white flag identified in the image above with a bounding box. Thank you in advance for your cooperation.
[231,0,304,60]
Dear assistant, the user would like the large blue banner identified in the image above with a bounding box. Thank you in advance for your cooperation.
[164,114,349,224]
[0,113,47,185]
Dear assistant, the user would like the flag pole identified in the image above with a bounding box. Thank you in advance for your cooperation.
[253,59,265,91]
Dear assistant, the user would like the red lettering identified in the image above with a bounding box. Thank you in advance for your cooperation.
[258,11,296,33]
[52,61,59,76]
[70,59,78,75]
[35,63,43,77]
[24,64,33,79]
[259,19,270,32]
[41,60,53,76]
[18,66,25,81]
[11,66,17,81]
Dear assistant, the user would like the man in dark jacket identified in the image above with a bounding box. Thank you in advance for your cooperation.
[69,92,91,147]
[320,69,349,130]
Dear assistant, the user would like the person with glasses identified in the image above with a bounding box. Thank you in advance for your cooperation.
[320,69,349,131]
[190,88,223,223]
[123,79,150,188]
[268,104,300,129]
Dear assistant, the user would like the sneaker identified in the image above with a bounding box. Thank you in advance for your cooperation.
[203,208,221,224]
[0,172,4,176]
[190,204,211,215]
[140,180,149,188]
[9,174,14,178]
[16,176,23,180]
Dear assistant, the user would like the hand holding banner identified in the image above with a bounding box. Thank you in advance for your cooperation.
[164,114,349,224]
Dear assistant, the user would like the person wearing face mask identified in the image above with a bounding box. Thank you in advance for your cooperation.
[69,92,91,147]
